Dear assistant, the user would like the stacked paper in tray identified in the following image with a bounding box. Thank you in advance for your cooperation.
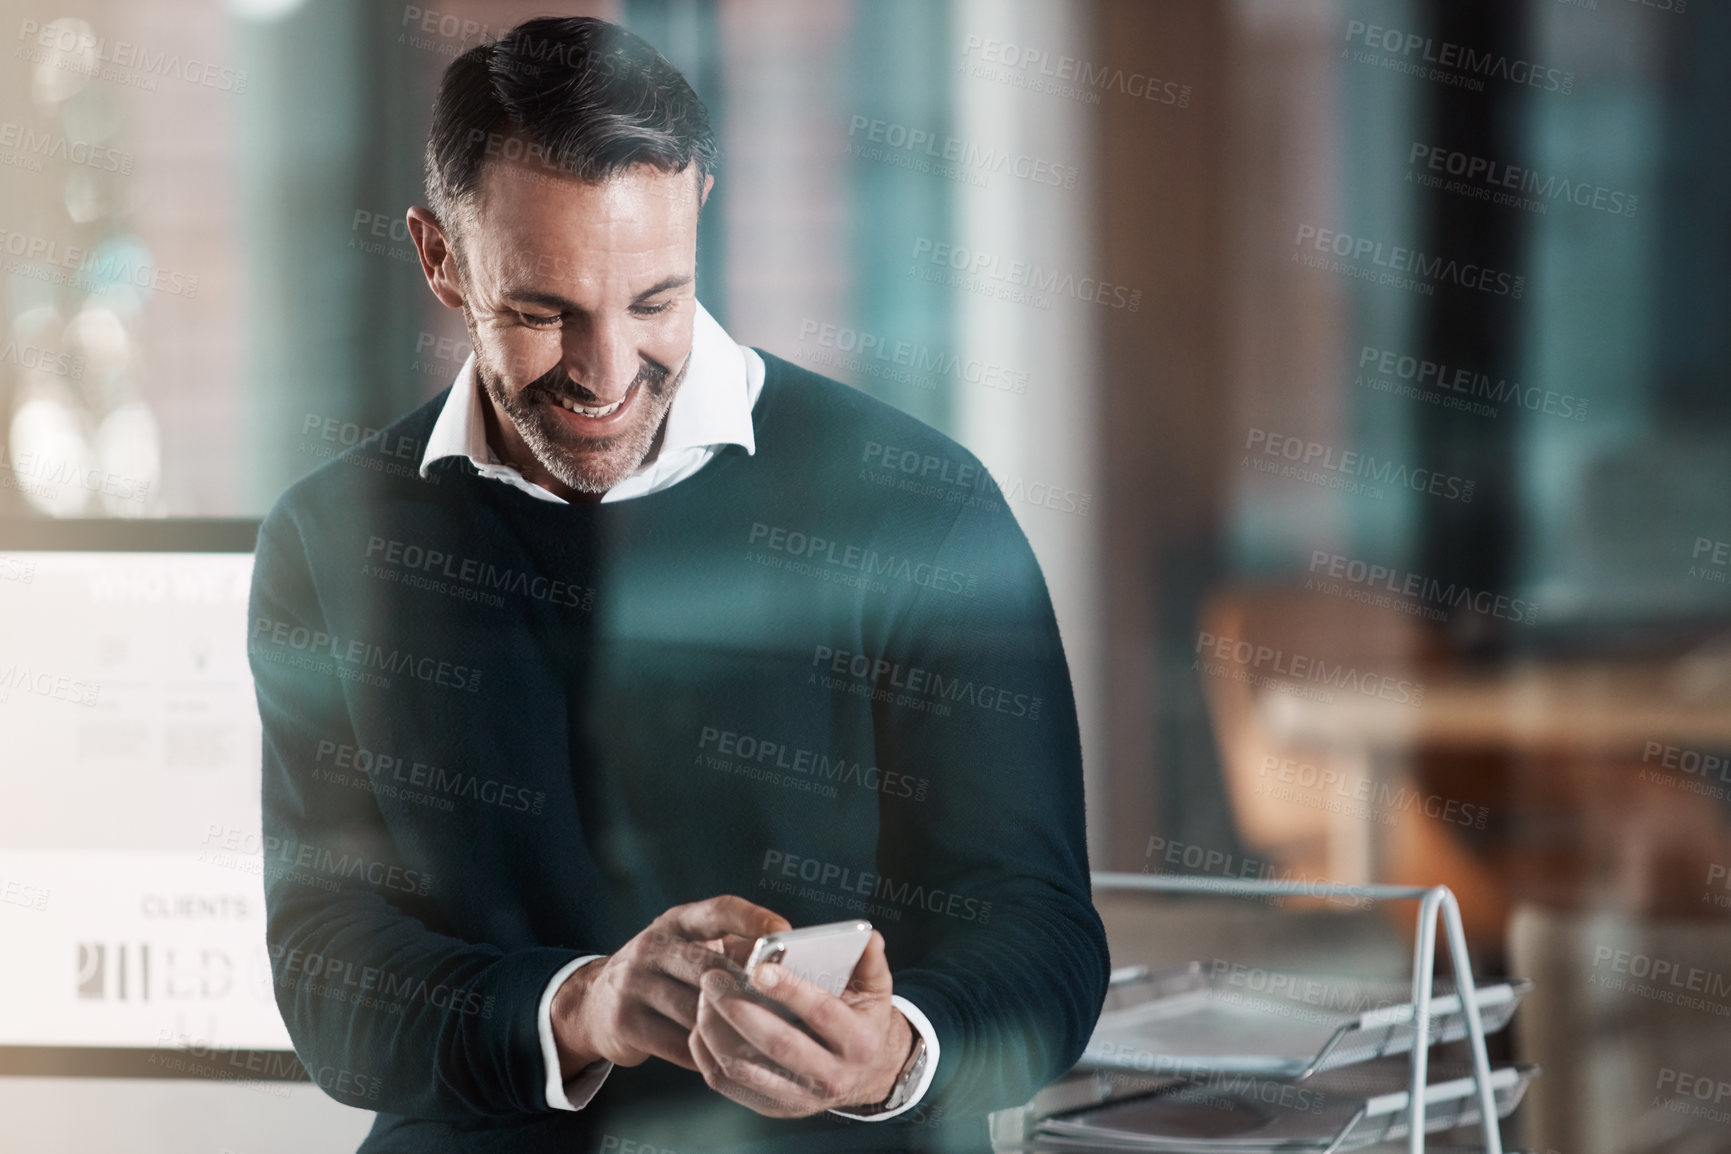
[988,962,1537,1153]
[1026,1059,1536,1152]
[1080,961,1532,1080]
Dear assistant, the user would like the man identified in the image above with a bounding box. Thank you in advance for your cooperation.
[249,16,1106,1153]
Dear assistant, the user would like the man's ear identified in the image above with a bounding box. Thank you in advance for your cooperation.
[700,173,715,209]
[406,207,465,309]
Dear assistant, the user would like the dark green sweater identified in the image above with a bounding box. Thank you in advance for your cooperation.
[248,351,1107,1154]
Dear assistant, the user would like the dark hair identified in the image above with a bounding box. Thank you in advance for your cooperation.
[424,16,717,234]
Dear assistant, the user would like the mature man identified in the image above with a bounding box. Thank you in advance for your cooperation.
[249,16,1105,1153]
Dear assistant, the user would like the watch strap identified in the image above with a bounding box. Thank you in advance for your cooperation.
[855,1029,927,1115]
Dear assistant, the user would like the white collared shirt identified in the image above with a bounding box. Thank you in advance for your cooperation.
[416,300,940,1119]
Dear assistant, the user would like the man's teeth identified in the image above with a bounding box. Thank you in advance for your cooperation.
[556,395,624,418]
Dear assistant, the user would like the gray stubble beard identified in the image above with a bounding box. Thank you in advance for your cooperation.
[471,333,689,495]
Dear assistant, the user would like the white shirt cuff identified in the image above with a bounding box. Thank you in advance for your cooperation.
[537,955,612,1111]
[828,994,941,1122]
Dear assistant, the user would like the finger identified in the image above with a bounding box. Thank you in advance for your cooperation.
[695,975,756,1064]
[635,970,703,1031]
[702,970,841,1088]
[694,996,783,1098]
[719,932,759,967]
[622,1006,703,1072]
[650,932,743,988]
[696,975,821,1096]
[663,895,790,945]
[844,931,894,1000]
[689,1027,724,1081]
[690,1027,809,1117]
[747,962,863,1050]
[690,1026,760,1105]
[695,985,827,1113]
[720,1048,829,1113]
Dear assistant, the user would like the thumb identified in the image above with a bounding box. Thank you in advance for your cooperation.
[844,930,894,1003]
[718,932,759,967]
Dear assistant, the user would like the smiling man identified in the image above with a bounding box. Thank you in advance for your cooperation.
[411,163,702,500]
[249,16,1106,1154]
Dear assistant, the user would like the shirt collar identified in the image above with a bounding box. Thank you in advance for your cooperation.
[418,299,756,491]
[663,299,757,458]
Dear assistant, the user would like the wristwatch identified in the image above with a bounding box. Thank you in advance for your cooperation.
[852,1028,927,1115]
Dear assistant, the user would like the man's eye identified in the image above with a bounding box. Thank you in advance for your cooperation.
[517,312,561,328]
[633,301,675,317]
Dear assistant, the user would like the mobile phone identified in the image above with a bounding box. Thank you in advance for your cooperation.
[743,919,873,997]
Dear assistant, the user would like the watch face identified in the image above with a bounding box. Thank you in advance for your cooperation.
[885,1038,927,1109]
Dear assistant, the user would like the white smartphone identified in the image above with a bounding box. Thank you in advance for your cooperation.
[743,919,873,997]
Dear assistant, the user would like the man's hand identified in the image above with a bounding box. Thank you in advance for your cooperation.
[689,929,915,1117]
[551,896,789,1076]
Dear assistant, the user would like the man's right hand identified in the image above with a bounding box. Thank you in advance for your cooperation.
[551,895,790,1076]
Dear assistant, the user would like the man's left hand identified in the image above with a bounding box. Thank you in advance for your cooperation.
[690,930,914,1117]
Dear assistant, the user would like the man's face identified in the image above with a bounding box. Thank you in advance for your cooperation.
[452,160,705,495]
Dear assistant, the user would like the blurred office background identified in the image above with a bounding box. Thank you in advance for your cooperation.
[2,0,1729,1149]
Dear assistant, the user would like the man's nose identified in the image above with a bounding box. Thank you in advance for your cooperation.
[562,319,639,402]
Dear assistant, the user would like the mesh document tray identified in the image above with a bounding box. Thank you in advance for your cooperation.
[1024,1059,1537,1153]
[1079,962,1532,1081]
